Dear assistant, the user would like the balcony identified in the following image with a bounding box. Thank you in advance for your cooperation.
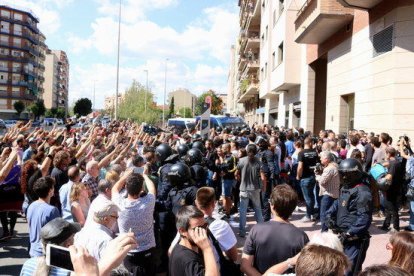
[241,59,259,79]
[237,78,259,103]
[0,16,39,34]
[294,0,354,44]
[38,64,45,71]
[337,0,383,9]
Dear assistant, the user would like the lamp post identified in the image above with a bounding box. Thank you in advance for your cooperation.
[144,69,148,112]
[162,58,168,127]
[114,0,122,120]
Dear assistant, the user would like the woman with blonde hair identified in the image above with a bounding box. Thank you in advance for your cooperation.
[387,232,414,274]
[70,182,90,226]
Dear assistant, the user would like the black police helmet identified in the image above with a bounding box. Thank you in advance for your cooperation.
[192,134,202,141]
[255,135,268,147]
[177,144,189,157]
[168,163,191,186]
[216,126,223,133]
[338,158,364,188]
[192,141,206,154]
[155,143,173,163]
[187,148,203,165]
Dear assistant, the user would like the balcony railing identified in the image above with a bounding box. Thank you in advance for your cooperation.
[336,0,383,9]
[295,0,354,44]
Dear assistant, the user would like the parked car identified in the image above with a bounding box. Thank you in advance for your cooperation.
[56,118,64,125]
[0,119,6,129]
[4,120,17,128]
[43,118,56,126]
[31,120,41,127]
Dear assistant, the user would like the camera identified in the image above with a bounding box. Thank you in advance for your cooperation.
[143,125,160,136]
[315,163,324,175]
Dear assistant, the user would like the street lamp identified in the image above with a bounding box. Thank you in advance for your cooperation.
[114,0,122,120]
[144,69,148,112]
[162,58,168,127]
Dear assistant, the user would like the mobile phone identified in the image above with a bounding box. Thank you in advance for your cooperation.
[46,244,74,271]
[133,167,144,174]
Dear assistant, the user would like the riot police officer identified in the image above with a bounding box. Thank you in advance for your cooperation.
[255,135,276,221]
[325,158,372,276]
[154,143,180,271]
[186,148,208,188]
[177,144,189,162]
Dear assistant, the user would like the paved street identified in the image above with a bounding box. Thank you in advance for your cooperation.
[1,206,410,275]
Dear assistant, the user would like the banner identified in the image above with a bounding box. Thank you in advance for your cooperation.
[200,96,211,138]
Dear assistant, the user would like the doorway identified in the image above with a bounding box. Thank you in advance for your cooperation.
[340,93,355,133]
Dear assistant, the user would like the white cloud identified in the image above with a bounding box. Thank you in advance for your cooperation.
[1,0,73,36]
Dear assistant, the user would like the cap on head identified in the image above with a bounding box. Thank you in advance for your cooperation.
[41,218,80,245]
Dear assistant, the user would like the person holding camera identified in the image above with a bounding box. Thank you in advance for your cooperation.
[315,151,340,232]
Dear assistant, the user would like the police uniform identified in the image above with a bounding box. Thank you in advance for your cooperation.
[325,158,372,276]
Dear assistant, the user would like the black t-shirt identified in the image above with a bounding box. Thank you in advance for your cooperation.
[297,149,319,178]
[387,159,402,198]
[243,221,309,274]
[169,244,205,276]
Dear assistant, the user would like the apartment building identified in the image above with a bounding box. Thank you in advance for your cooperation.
[231,0,414,139]
[44,49,69,114]
[236,0,263,125]
[294,0,414,139]
[167,88,197,115]
[0,5,44,118]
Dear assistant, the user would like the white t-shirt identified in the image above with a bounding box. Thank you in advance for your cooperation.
[170,217,237,265]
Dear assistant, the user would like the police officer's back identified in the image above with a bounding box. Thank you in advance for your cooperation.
[325,158,372,276]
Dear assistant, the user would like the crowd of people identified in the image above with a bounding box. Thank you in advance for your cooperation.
[0,119,413,276]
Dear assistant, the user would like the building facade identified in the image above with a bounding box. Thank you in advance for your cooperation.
[167,88,197,116]
[0,5,44,118]
[43,49,69,113]
[232,0,414,139]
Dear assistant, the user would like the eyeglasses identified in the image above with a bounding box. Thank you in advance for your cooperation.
[110,215,119,219]
[190,223,208,231]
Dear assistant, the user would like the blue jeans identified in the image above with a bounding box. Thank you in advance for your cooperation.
[320,195,335,231]
[409,200,414,230]
[300,176,316,218]
[239,189,263,236]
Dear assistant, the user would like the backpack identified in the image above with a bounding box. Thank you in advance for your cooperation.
[369,163,390,191]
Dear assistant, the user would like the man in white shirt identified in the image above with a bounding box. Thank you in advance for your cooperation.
[59,166,80,222]
[74,201,120,261]
[84,179,113,227]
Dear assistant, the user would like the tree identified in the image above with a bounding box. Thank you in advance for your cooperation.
[195,90,223,115]
[74,98,92,116]
[13,101,25,117]
[178,107,193,118]
[117,80,162,125]
[168,96,175,118]
[28,100,46,119]
[56,108,66,118]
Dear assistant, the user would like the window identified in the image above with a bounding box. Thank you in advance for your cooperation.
[265,26,268,41]
[261,34,265,47]
[272,52,276,70]
[278,42,284,65]
[13,37,21,46]
[13,13,23,21]
[1,10,11,18]
[264,62,268,78]
[373,25,394,57]
[273,9,277,27]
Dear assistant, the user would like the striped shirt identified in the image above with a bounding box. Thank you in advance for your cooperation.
[82,173,99,200]
[316,163,340,199]
[20,257,71,276]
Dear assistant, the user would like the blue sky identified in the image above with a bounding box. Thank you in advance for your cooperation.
[4,0,239,108]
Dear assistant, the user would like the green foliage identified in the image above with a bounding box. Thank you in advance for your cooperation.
[240,79,249,94]
[13,100,25,116]
[168,97,175,118]
[118,80,162,124]
[195,90,223,116]
[28,100,46,119]
[74,98,92,116]
[45,107,66,118]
